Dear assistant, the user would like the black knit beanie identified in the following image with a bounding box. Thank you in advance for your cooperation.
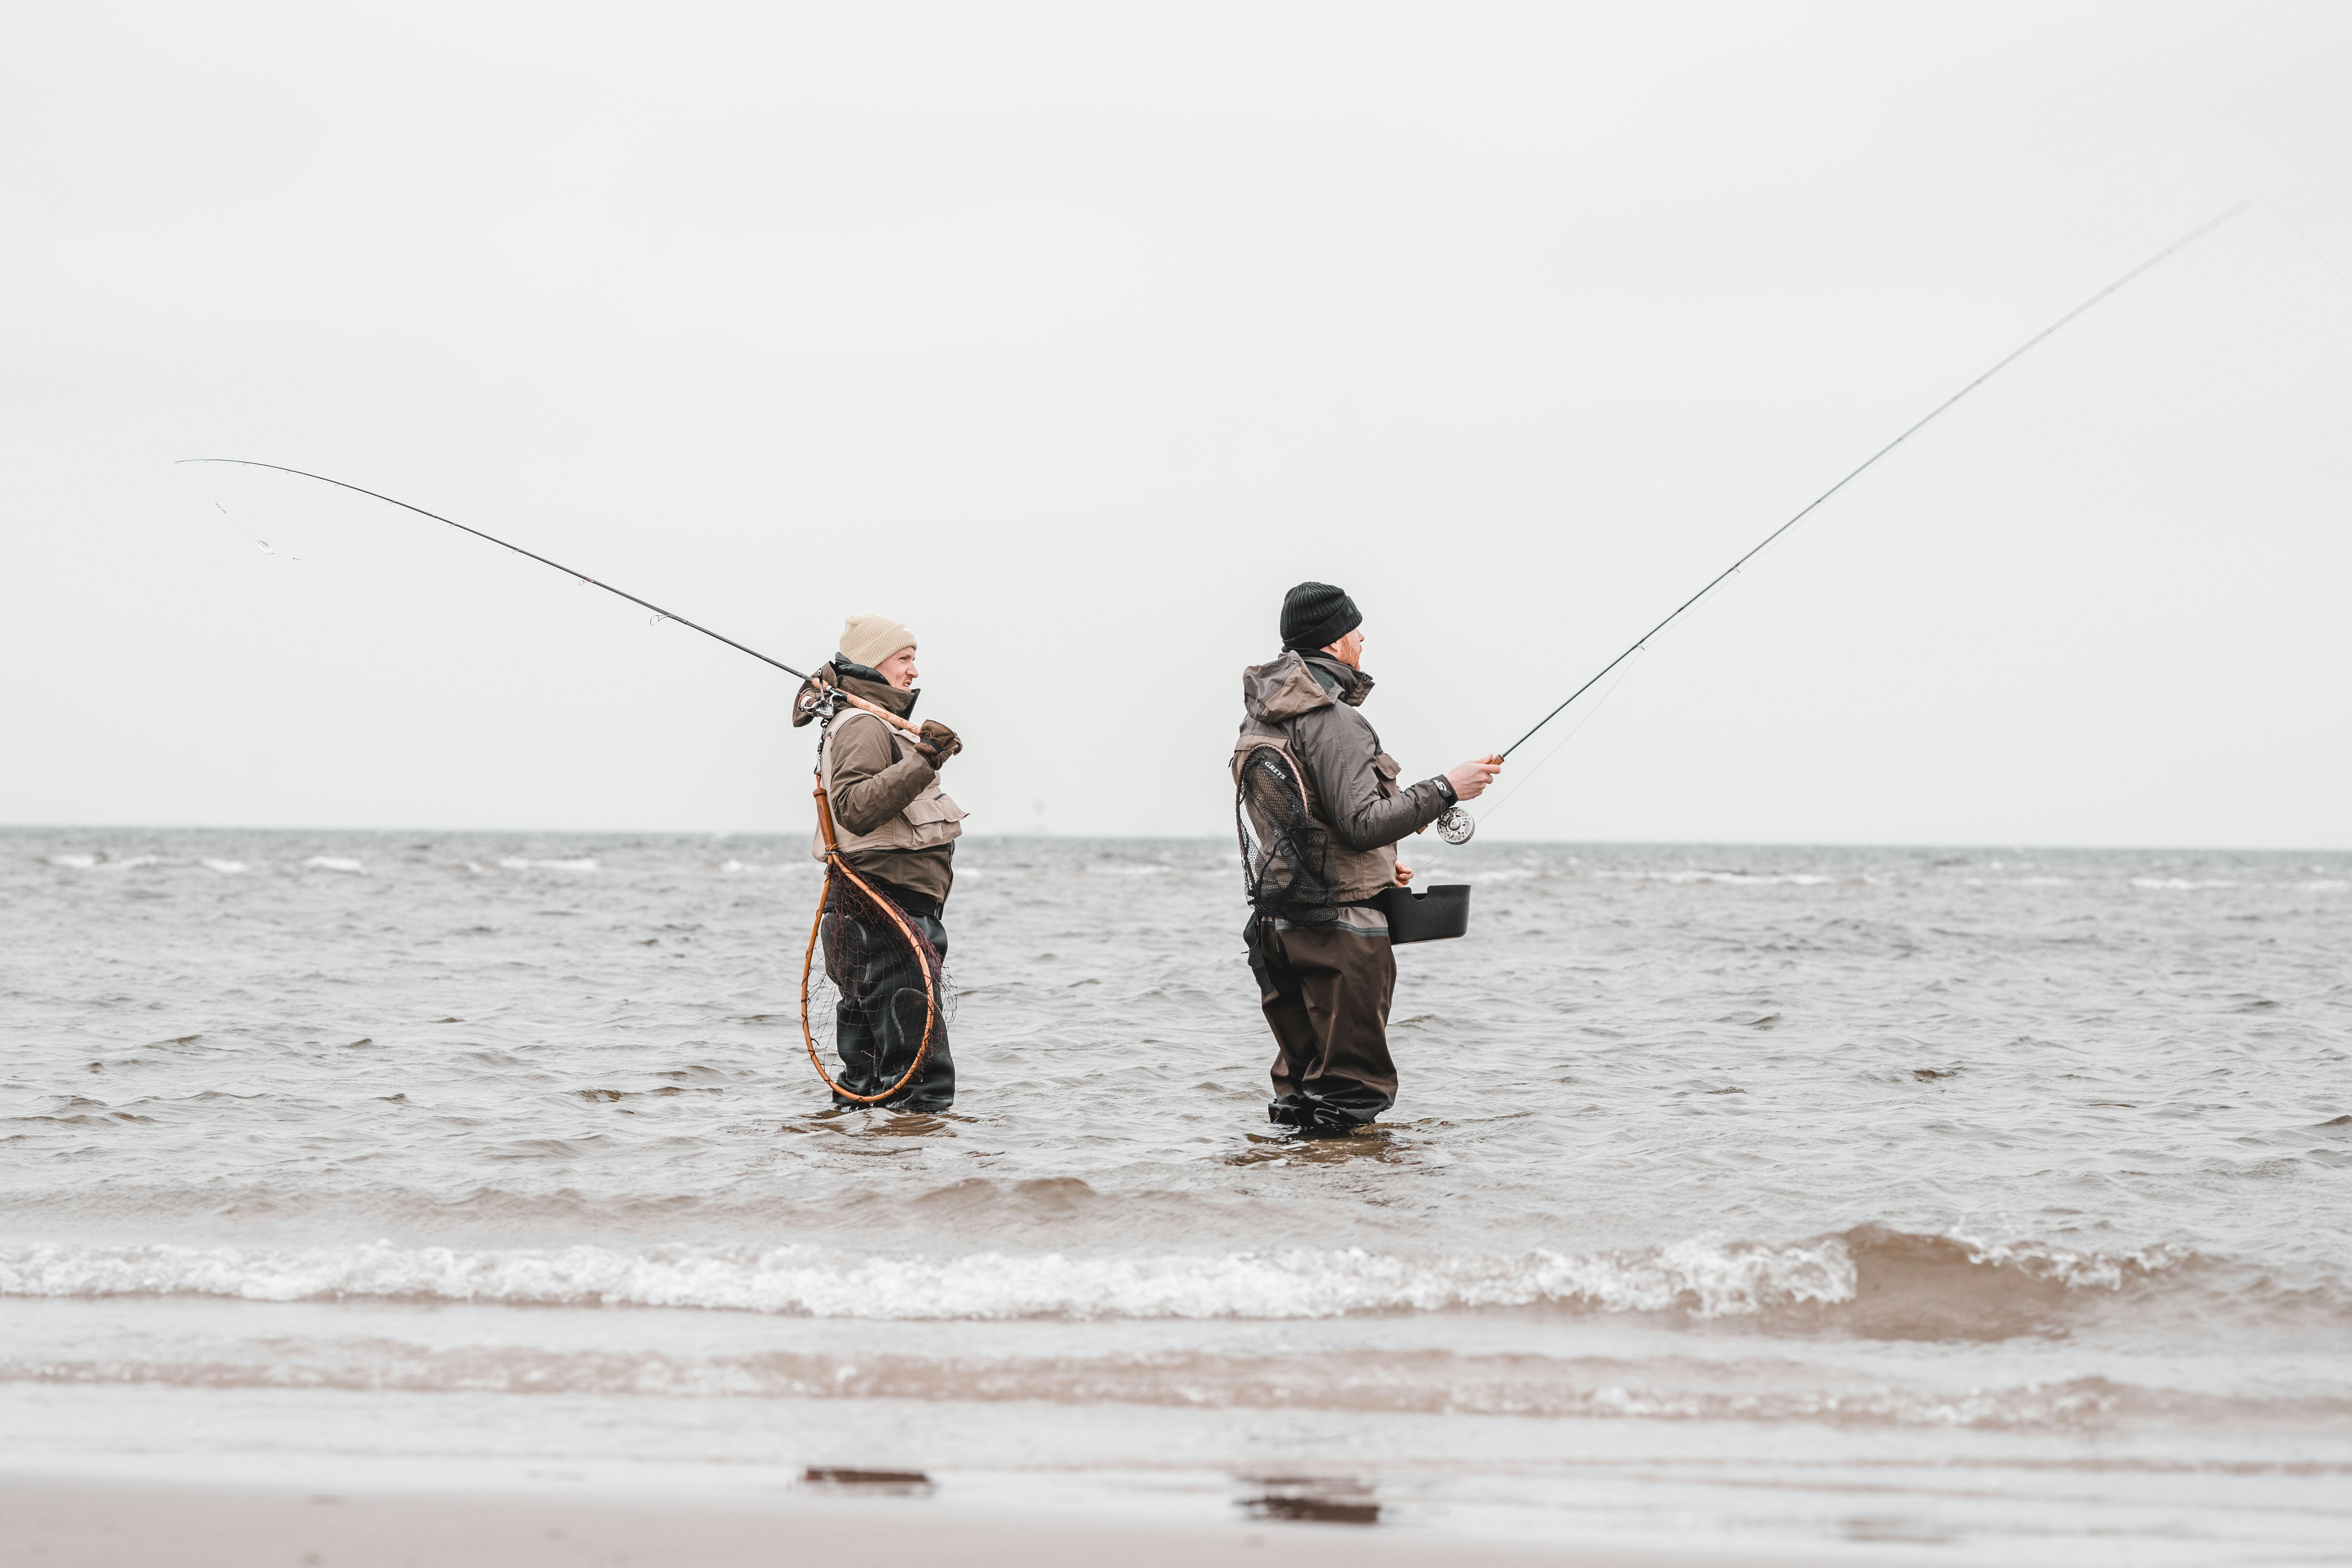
[1280,581,1362,652]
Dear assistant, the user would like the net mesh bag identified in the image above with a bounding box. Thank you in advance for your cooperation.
[799,847,949,1105]
[1235,744,1340,927]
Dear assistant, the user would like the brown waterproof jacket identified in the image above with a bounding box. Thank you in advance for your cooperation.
[1232,651,1454,903]
[793,661,962,905]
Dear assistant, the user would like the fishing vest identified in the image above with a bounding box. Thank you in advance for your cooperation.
[1230,724,1405,907]
[811,709,967,860]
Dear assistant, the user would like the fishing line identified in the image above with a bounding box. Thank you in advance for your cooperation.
[2257,195,2352,298]
[1435,199,2252,845]
[181,458,953,1106]
[175,457,816,682]
[1402,644,1646,879]
[1412,648,1646,877]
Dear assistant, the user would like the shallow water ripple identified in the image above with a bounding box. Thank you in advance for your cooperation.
[5,830,2350,1559]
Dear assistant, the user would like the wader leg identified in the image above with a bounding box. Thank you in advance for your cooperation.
[822,913,882,1101]
[825,909,956,1112]
[876,911,954,1112]
[1258,924,1397,1132]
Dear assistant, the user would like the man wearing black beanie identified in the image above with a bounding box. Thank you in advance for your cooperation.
[1230,582,1501,1135]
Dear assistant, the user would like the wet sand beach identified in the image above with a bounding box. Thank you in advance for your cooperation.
[0,1478,1879,1568]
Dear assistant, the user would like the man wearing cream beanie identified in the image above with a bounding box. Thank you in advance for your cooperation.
[837,613,917,674]
[791,613,966,1110]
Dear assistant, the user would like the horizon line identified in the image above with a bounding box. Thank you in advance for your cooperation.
[5,824,2347,856]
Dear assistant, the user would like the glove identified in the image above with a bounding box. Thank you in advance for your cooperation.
[913,719,962,769]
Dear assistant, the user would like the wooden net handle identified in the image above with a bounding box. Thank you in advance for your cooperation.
[813,782,842,853]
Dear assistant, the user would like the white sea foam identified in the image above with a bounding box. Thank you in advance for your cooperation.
[1945,1231,2190,1292]
[303,856,364,874]
[44,854,97,869]
[2131,877,2236,890]
[201,859,248,875]
[0,1238,1862,1321]
[1,1231,2177,1328]
[497,857,598,872]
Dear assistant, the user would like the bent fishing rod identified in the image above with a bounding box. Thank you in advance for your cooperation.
[1433,200,2252,846]
[174,457,924,736]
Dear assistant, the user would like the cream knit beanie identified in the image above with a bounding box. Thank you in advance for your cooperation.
[838,613,916,671]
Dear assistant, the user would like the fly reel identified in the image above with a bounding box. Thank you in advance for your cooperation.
[1435,805,1476,845]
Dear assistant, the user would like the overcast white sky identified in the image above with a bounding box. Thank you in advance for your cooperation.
[5,2,2347,846]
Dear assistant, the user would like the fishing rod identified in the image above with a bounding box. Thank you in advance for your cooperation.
[175,457,923,736]
[1431,200,2251,847]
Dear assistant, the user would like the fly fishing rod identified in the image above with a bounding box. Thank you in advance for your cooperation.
[180,458,959,1107]
[1431,200,2251,847]
[174,458,923,736]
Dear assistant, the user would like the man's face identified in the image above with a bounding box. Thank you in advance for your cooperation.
[876,646,920,690]
[1323,627,1366,669]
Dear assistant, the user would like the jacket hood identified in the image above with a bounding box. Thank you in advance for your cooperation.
[792,660,920,727]
[1240,650,1373,722]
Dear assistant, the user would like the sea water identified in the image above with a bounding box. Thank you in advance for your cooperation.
[4,831,2349,1560]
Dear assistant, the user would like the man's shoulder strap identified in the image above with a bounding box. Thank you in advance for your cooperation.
[821,705,906,777]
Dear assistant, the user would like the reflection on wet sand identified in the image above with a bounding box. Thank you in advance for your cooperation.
[1242,1476,1381,1527]
[801,1467,934,1496]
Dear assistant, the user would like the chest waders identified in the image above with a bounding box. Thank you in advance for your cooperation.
[797,723,947,1105]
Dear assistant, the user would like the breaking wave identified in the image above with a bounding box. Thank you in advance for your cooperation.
[0,1227,2201,1333]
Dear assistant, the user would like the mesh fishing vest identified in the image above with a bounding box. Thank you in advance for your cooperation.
[1231,733,1340,926]
[1232,719,1407,917]
[811,709,967,861]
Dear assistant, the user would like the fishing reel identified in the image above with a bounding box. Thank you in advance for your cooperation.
[1434,751,1502,844]
[795,682,840,724]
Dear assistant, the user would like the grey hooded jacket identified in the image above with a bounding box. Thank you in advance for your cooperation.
[1233,651,1456,904]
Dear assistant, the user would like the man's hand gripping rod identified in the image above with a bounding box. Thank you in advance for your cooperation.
[1432,756,1500,845]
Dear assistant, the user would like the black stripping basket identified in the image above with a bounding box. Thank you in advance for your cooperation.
[1384,883,1471,944]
